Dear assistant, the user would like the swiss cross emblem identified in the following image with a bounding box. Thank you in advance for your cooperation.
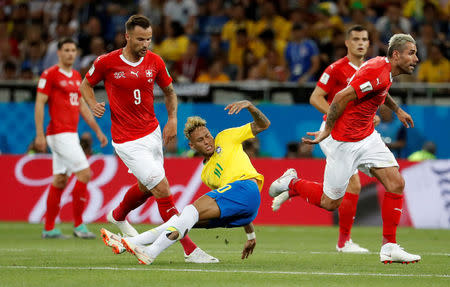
[146,70,153,78]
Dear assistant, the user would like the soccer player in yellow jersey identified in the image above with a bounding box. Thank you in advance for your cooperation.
[101,100,270,264]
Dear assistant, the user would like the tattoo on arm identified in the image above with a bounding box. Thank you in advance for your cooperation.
[325,102,339,130]
[384,94,399,112]
[163,84,177,118]
[249,105,270,134]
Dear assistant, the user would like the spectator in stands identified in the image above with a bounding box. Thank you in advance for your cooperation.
[80,37,106,77]
[417,42,449,83]
[227,28,251,68]
[254,1,290,41]
[221,2,256,44]
[253,28,286,64]
[375,3,411,45]
[78,16,103,57]
[197,0,228,37]
[2,60,17,80]
[410,2,447,43]
[20,41,45,79]
[376,105,407,158]
[311,2,345,47]
[163,0,198,35]
[196,58,230,83]
[138,0,164,27]
[284,24,320,83]
[158,21,189,64]
[258,48,288,82]
[42,23,80,70]
[408,141,437,162]
[107,30,127,52]
[172,40,206,83]
[237,48,259,81]
[47,3,79,42]
[415,24,435,61]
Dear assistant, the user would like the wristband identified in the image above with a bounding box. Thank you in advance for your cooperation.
[246,232,256,240]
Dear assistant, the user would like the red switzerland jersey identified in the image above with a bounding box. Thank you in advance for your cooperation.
[86,49,172,143]
[37,65,82,135]
[316,56,359,121]
[332,56,393,142]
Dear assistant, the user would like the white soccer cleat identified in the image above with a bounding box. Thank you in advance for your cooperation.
[100,228,126,254]
[184,247,219,263]
[107,210,139,237]
[121,238,154,265]
[336,239,369,253]
[269,168,297,198]
[379,243,421,264]
[271,191,290,211]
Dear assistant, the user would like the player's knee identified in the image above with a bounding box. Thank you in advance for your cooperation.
[53,175,68,189]
[389,176,405,194]
[320,198,339,211]
[76,168,91,183]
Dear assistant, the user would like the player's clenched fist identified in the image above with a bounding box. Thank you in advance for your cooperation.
[92,102,106,118]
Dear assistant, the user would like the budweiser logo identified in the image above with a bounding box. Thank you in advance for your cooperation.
[14,155,204,224]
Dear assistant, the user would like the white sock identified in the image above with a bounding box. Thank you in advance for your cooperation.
[127,215,179,246]
[145,205,199,259]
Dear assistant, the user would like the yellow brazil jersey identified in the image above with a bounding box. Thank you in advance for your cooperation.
[201,123,264,191]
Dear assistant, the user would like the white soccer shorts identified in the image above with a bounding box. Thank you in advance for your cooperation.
[323,129,398,200]
[46,132,90,175]
[319,121,358,176]
[112,126,165,190]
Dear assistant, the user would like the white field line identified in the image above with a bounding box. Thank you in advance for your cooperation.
[1,248,448,256]
[0,265,448,278]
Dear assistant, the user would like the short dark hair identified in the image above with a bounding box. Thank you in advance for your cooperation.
[346,25,368,39]
[57,37,77,49]
[125,15,151,32]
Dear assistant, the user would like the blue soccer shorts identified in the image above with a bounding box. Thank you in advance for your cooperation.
[205,179,261,228]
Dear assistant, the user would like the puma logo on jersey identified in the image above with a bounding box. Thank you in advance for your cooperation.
[376,78,380,86]
[394,208,403,213]
[131,71,139,77]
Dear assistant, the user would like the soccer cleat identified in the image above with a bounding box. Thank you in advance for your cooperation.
[336,239,369,253]
[42,228,69,239]
[121,238,154,265]
[271,191,290,211]
[107,210,139,237]
[379,243,421,264]
[73,224,96,239]
[184,247,219,263]
[269,168,297,198]
[100,228,126,254]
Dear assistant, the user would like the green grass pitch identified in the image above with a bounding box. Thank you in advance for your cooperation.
[0,222,449,287]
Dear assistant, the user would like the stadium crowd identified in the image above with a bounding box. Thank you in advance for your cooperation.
[0,0,448,83]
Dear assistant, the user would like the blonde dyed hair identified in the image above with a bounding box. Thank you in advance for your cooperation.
[387,34,416,57]
[184,116,207,140]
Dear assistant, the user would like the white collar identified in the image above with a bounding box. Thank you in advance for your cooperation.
[58,68,73,78]
[120,54,144,67]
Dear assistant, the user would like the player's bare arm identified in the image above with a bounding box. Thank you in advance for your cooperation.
[384,93,414,128]
[303,86,357,145]
[225,100,271,135]
[242,223,256,259]
[162,83,178,146]
[34,92,48,152]
[309,86,329,114]
[79,78,105,118]
[79,98,108,147]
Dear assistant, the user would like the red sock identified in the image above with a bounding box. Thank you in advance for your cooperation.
[72,180,87,228]
[382,192,403,244]
[337,192,359,248]
[112,184,150,221]
[288,179,323,207]
[156,195,197,255]
[44,185,64,231]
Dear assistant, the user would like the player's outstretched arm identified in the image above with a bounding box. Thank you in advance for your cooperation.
[309,86,329,114]
[34,92,48,152]
[384,93,414,128]
[79,98,108,147]
[225,100,271,135]
[303,86,356,145]
[162,84,178,146]
[242,223,256,259]
[79,78,105,118]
